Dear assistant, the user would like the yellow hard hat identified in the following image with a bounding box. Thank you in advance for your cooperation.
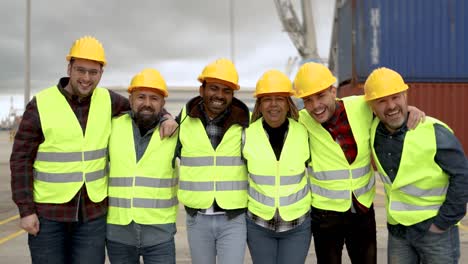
[128,68,168,97]
[66,36,107,66]
[364,67,408,101]
[293,62,337,98]
[254,69,293,98]
[198,58,240,90]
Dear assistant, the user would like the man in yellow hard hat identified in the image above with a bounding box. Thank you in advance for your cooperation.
[10,36,176,264]
[293,62,424,264]
[365,67,468,264]
[175,58,250,264]
[106,68,178,263]
[243,70,311,264]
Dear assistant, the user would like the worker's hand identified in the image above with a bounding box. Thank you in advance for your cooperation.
[20,213,40,236]
[428,223,445,234]
[407,105,425,130]
[160,117,178,139]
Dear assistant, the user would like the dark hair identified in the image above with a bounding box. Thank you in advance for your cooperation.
[69,58,104,69]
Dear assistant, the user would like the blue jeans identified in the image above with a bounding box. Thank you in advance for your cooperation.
[246,215,312,264]
[28,215,106,264]
[106,238,175,264]
[186,212,247,264]
[388,225,460,264]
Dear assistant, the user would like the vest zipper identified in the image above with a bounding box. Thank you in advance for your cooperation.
[276,161,280,207]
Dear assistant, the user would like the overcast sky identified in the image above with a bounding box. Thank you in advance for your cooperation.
[0,0,334,117]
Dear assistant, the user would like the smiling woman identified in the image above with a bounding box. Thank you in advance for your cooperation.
[243,69,311,264]
[251,69,298,125]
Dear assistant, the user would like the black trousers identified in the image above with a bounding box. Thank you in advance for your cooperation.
[311,205,377,264]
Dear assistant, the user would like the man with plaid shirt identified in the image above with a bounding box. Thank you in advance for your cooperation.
[10,36,176,264]
[293,62,424,264]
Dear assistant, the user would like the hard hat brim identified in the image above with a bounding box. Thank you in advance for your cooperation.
[127,86,168,97]
[66,55,106,66]
[364,85,408,101]
[294,84,335,99]
[202,77,240,90]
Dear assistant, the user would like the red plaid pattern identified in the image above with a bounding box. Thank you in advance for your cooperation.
[10,78,130,222]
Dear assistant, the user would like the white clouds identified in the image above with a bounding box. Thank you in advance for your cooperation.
[0,0,333,96]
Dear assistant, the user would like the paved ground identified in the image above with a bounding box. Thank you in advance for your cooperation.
[0,130,467,263]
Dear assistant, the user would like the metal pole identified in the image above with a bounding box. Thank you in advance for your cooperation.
[229,0,235,63]
[301,0,319,60]
[24,0,31,108]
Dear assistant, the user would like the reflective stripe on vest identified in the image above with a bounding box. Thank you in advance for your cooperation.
[177,106,248,209]
[107,114,178,225]
[35,168,106,183]
[299,96,375,212]
[35,148,107,183]
[33,86,110,203]
[243,118,311,221]
[370,116,450,226]
[391,201,441,211]
[248,171,308,207]
[250,172,305,185]
[247,184,310,207]
[109,176,178,188]
[309,167,375,199]
[377,171,448,198]
[308,165,371,181]
[109,197,178,209]
[180,156,244,166]
[178,180,247,191]
[36,148,107,162]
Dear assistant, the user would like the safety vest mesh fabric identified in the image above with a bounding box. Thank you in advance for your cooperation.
[243,118,311,221]
[299,96,375,212]
[33,86,110,203]
[177,106,248,209]
[370,117,450,226]
[107,114,178,225]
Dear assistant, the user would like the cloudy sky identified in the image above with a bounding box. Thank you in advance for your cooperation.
[0,0,333,117]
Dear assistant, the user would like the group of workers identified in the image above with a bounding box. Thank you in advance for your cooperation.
[10,35,468,264]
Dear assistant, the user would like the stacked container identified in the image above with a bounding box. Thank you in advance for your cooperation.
[333,0,468,152]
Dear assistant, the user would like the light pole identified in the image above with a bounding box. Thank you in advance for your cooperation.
[24,0,31,108]
[229,0,235,63]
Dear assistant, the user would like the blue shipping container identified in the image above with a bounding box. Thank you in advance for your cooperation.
[355,0,468,82]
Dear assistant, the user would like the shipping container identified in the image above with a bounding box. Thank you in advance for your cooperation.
[329,0,468,154]
[338,82,468,154]
[357,0,468,82]
[330,0,468,83]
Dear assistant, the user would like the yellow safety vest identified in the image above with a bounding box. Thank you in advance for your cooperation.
[243,118,311,221]
[178,107,248,209]
[33,86,110,203]
[299,96,375,212]
[371,117,450,226]
[107,114,178,225]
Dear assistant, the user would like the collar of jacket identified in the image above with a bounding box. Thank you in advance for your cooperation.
[184,96,250,129]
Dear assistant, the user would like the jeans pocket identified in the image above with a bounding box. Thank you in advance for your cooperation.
[425,228,446,236]
[186,214,198,227]
[230,212,247,225]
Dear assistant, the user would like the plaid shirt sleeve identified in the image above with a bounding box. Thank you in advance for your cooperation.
[109,89,130,116]
[10,97,43,217]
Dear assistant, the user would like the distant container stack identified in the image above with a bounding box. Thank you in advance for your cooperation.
[332,0,468,152]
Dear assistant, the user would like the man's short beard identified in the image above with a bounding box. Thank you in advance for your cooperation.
[134,112,160,132]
